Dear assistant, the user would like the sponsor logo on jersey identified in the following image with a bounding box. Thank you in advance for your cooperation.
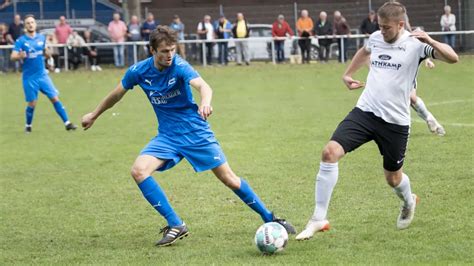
[371,60,402,70]
[150,89,181,105]
[378,54,391,60]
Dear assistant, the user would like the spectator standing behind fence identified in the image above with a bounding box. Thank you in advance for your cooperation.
[45,34,60,73]
[360,10,378,46]
[440,5,456,48]
[272,14,293,63]
[108,12,127,68]
[127,15,141,66]
[314,11,332,63]
[7,14,23,72]
[66,30,86,70]
[296,10,313,64]
[0,23,8,73]
[197,15,214,65]
[232,13,250,66]
[83,30,102,71]
[214,14,232,65]
[55,16,72,70]
[333,10,350,62]
[170,15,186,60]
[142,12,156,56]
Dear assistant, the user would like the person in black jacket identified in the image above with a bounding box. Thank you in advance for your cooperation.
[314,11,332,62]
[360,10,379,45]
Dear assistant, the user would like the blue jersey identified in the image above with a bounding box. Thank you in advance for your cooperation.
[13,33,48,79]
[122,55,212,138]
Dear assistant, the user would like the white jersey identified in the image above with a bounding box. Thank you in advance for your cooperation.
[357,30,434,126]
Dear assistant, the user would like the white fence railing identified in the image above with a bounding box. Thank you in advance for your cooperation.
[0,30,472,70]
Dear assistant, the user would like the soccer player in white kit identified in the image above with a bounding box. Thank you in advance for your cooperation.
[296,1,458,240]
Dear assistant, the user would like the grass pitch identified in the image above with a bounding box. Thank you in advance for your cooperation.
[1,58,473,264]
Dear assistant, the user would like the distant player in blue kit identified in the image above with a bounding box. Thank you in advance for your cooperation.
[10,15,77,133]
[81,26,296,246]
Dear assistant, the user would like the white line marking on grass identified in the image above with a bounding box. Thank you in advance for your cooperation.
[412,119,474,127]
[427,99,473,107]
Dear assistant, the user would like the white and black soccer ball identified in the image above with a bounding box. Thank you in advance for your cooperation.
[254,222,288,254]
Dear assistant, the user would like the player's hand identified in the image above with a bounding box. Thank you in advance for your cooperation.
[409,30,434,45]
[19,51,27,59]
[199,105,213,120]
[342,75,365,90]
[425,59,435,69]
[81,112,96,130]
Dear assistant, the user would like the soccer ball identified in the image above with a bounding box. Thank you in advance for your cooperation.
[254,222,288,254]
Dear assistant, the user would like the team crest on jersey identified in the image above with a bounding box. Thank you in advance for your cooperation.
[168,77,176,86]
[38,41,44,46]
[378,54,391,60]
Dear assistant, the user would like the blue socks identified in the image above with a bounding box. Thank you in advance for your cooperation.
[25,106,35,126]
[138,176,183,227]
[52,101,69,124]
[233,178,273,223]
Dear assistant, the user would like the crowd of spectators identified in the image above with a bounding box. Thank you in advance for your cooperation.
[0,5,461,73]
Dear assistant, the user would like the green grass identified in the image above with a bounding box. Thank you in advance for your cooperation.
[1,58,473,264]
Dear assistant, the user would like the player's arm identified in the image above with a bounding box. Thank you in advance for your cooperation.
[10,50,27,61]
[81,83,128,130]
[190,77,213,120]
[410,30,458,64]
[342,47,370,90]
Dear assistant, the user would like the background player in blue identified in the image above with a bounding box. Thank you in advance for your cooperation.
[10,15,77,133]
[81,26,296,247]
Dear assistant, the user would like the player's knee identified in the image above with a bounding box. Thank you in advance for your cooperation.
[220,171,240,189]
[384,172,402,187]
[321,143,342,163]
[130,165,149,182]
[27,101,37,108]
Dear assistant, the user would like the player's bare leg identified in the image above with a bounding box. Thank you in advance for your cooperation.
[385,168,419,230]
[131,155,189,246]
[212,162,296,234]
[296,141,345,240]
[410,90,445,136]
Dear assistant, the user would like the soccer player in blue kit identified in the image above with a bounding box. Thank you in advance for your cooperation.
[10,15,77,133]
[81,26,296,246]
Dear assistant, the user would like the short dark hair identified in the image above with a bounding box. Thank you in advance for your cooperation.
[24,14,35,20]
[149,25,178,50]
[377,1,406,21]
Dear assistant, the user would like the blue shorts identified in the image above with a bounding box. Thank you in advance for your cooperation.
[23,75,59,102]
[140,134,227,172]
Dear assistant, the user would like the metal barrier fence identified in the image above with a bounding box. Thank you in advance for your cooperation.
[0,30,473,71]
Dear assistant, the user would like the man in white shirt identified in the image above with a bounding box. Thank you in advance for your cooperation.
[296,1,458,240]
[197,15,215,65]
[440,5,456,48]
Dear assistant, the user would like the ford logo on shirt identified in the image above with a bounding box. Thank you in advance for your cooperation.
[379,54,392,60]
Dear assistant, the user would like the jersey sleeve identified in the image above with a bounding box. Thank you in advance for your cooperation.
[364,32,375,53]
[177,60,200,84]
[121,65,139,90]
[13,38,23,52]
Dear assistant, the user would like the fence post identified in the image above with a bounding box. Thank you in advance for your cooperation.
[202,40,207,66]
[63,46,68,71]
[133,42,137,64]
[341,36,345,63]
[271,39,276,65]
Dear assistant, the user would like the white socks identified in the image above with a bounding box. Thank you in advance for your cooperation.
[412,97,433,121]
[312,162,339,221]
[393,173,414,208]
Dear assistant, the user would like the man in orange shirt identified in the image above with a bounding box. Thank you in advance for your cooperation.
[296,10,313,64]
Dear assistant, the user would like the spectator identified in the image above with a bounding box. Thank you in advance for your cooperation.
[83,30,102,71]
[0,23,8,73]
[127,15,141,65]
[271,14,294,63]
[333,10,350,62]
[197,15,214,65]
[314,11,332,62]
[440,5,456,48]
[214,14,232,65]
[45,34,60,73]
[7,14,23,72]
[170,15,186,59]
[360,10,378,46]
[296,10,313,64]
[232,12,250,66]
[108,12,127,67]
[141,12,156,56]
[66,30,85,70]
[55,16,72,44]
